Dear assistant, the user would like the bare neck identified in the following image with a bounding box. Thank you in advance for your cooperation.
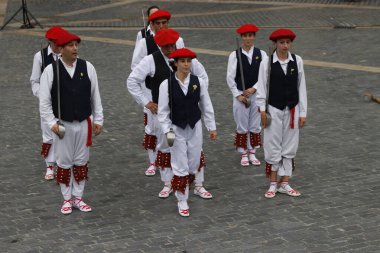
[175,71,188,83]
[276,51,288,61]
[61,57,75,67]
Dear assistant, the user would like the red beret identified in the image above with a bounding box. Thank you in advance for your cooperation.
[148,10,171,22]
[236,24,259,34]
[169,48,197,59]
[269,29,296,41]
[154,28,179,47]
[56,31,81,46]
[45,26,66,40]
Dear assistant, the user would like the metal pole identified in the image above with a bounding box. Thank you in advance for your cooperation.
[235,37,250,107]
[141,9,147,38]
[264,46,274,127]
[55,56,65,139]
[166,60,175,147]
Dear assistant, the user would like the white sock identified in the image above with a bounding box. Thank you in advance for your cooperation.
[280,182,293,191]
[268,182,277,192]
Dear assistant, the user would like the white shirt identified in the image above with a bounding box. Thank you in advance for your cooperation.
[127,51,209,107]
[131,37,185,70]
[226,46,268,98]
[135,25,153,46]
[30,45,60,97]
[256,51,307,117]
[158,73,216,134]
[39,58,104,129]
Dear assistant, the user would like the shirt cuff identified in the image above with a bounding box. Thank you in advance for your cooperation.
[48,120,57,130]
[93,120,103,126]
[233,91,241,98]
[141,97,150,107]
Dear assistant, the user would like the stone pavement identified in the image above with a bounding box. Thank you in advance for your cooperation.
[0,0,380,252]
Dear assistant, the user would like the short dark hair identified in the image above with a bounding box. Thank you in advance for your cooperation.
[240,32,256,37]
[147,6,159,16]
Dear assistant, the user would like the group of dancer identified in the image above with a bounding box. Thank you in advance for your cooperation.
[30,5,307,217]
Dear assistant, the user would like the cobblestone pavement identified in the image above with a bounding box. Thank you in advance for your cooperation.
[1,0,380,252]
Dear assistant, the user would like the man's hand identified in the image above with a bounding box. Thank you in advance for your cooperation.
[299,117,306,128]
[260,111,267,128]
[209,130,217,140]
[94,123,103,136]
[236,95,249,107]
[243,87,256,97]
[145,102,158,114]
[51,123,60,135]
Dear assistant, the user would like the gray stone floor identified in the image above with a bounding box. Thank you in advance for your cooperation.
[0,0,380,252]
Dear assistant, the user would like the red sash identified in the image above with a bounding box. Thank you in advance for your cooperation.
[86,117,92,147]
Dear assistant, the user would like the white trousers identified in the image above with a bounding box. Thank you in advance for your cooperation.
[144,108,155,136]
[60,168,86,200]
[53,120,90,169]
[233,93,261,153]
[41,117,55,165]
[264,105,299,177]
[170,121,203,177]
[144,109,156,164]
[171,121,203,202]
[143,83,156,163]
[153,115,173,182]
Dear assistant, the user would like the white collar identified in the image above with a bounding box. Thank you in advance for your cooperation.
[60,58,77,68]
[273,51,294,63]
[47,45,61,57]
[174,72,190,86]
[47,45,53,55]
[242,45,254,55]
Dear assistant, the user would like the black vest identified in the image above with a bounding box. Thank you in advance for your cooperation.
[144,35,160,90]
[150,52,173,103]
[140,27,151,39]
[51,59,92,122]
[41,47,55,72]
[235,47,262,91]
[169,74,201,129]
[268,54,299,110]
[145,35,159,55]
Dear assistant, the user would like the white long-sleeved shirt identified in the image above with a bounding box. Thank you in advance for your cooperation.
[131,37,185,70]
[30,45,60,97]
[226,46,268,98]
[256,51,307,117]
[127,51,209,107]
[39,58,104,129]
[158,73,216,134]
[135,25,153,46]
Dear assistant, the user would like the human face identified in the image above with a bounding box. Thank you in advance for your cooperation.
[150,18,169,33]
[161,43,176,57]
[241,32,255,49]
[275,38,292,55]
[175,57,192,75]
[59,40,79,63]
